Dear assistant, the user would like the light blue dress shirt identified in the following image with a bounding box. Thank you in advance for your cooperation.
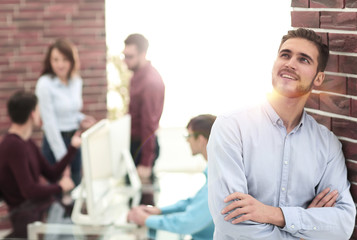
[207,99,356,240]
[36,74,85,161]
[146,168,214,240]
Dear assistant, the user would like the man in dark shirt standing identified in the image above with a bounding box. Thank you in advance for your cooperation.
[123,33,165,183]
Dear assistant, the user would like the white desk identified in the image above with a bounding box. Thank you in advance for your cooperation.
[27,221,147,240]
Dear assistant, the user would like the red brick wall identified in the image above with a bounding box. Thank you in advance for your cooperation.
[291,0,357,238]
[0,0,107,144]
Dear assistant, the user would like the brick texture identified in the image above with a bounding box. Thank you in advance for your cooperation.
[325,54,339,72]
[310,0,344,8]
[351,99,357,118]
[320,93,350,116]
[314,74,346,94]
[291,0,309,7]
[329,34,357,53]
[292,1,357,238]
[346,0,357,8]
[291,11,320,28]
[305,92,320,109]
[340,56,357,75]
[320,12,357,30]
[348,77,357,95]
[332,118,357,139]
[0,0,107,145]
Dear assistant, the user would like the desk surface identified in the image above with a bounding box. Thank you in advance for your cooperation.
[26,171,204,240]
[28,221,148,240]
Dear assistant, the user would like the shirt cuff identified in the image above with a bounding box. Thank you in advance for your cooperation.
[160,205,178,215]
[145,215,163,229]
[280,207,301,235]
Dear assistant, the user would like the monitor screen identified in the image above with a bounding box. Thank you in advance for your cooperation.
[72,115,140,225]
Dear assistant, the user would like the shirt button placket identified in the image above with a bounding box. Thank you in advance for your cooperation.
[279,135,290,206]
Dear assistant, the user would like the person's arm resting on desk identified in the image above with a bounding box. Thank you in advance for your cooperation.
[145,190,213,235]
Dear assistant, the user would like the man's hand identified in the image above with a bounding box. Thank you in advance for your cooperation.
[222,192,285,227]
[80,115,96,130]
[138,205,161,215]
[63,166,71,177]
[137,165,152,181]
[59,176,75,193]
[127,206,150,226]
[308,187,338,208]
[70,131,82,149]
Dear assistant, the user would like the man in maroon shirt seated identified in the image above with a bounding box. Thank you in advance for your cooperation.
[123,34,165,183]
[0,91,81,238]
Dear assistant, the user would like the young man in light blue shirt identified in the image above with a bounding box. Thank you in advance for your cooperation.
[207,28,356,239]
[127,114,216,240]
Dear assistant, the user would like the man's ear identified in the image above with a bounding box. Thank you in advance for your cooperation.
[29,110,35,121]
[198,134,208,145]
[139,51,146,60]
[314,72,325,87]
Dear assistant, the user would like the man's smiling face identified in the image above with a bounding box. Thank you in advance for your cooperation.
[272,37,324,98]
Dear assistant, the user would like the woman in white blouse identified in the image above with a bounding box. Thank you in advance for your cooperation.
[36,38,95,186]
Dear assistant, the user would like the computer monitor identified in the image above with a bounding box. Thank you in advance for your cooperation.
[71,115,141,225]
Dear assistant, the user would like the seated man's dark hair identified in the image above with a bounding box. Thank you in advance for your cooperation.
[7,90,38,124]
[186,114,217,140]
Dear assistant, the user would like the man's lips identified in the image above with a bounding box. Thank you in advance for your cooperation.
[279,70,299,81]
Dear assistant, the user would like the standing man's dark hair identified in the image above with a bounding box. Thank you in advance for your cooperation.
[124,34,149,53]
[187,114,217,140]
[279,28,329,72]
[7,91,38,124]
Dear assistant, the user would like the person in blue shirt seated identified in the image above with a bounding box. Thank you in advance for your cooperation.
[127,114,216,240]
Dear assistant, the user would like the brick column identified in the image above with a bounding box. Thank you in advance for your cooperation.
[0,0,107,144]
[291,0,357,238]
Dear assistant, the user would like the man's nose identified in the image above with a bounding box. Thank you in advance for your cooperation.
[285,57,297,70]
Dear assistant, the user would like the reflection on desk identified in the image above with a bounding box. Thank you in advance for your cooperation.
[27,221,148,240]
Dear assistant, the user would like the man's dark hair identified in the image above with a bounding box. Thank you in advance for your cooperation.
[124,33,149,53]
[279,28,329,72]
[41,38,77,79]
[186,114,217,140]
[7,91,38,124]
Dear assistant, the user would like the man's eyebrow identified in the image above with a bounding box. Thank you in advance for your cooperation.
[279,49,314,63]
[300,52,314,63]
[279,49,291,54]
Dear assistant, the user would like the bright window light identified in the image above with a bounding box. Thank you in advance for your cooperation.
[106,0,292,127]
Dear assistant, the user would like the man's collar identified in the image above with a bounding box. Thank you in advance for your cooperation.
[263,98,305,131]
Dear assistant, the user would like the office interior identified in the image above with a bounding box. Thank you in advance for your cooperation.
[0,0,293,239]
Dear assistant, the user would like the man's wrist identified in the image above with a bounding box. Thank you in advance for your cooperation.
[267,206,286,227]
